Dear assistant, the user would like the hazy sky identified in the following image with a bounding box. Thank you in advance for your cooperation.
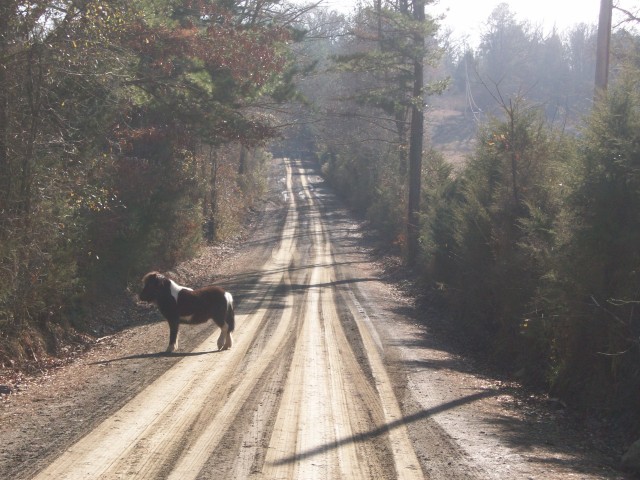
[315,0,630,47]
[434,0,602,45]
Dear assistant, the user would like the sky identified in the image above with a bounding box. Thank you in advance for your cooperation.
[433,0,602,46]
[314,0,633,47]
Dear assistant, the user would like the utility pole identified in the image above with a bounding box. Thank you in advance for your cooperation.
[594,0,613,96]
[406,0,425,263]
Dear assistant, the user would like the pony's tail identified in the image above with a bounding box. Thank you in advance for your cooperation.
[225,291,235,332]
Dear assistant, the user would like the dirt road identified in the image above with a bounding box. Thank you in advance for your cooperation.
[1,158,628,479]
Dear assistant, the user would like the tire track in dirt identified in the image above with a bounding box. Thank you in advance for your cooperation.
[260,161,423,479]
[32,163,301,480]
[33,158,427,480]
[12,156,626,480]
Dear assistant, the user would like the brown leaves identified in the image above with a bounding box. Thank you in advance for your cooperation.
[124,6,289,89]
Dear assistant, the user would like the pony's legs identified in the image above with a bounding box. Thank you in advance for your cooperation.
[217,323,229,350]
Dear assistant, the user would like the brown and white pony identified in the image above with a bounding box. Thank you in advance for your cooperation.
[139,271,235,353]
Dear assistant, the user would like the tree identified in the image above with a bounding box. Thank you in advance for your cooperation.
[0,0,295,367]
[423,97,570,378]
[307,0,441,250]
[550,72,640,414]
[474,4,538,112]
[595,0,613,94]
[406,0,425,261]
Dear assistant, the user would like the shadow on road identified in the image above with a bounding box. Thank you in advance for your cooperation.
[89,349,221,365]
[271,390,500,466]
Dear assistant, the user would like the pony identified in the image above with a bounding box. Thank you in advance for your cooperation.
[139,272,235,353]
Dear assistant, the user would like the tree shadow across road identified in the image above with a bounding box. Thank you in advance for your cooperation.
[270,390,500,466]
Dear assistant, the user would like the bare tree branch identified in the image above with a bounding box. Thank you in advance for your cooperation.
[614,4,640,26]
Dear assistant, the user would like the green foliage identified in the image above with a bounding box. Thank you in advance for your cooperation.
[83,149,205,290]
[237,148,270,207]
[419,149,456,271]
[293,0,442,249]
[318,144,406,243]
[421,69,640,429]
[295,0,640,434]
[331,3,441,134]
[547,73,640,420]
[0,0,293,367]
[422,100,570,380]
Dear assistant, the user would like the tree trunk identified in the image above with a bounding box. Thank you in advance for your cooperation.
[508,100,520,208]
[406,0,425,263]
[594,0,612,96]
[204,146,217,241]
[0,6,10,203]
